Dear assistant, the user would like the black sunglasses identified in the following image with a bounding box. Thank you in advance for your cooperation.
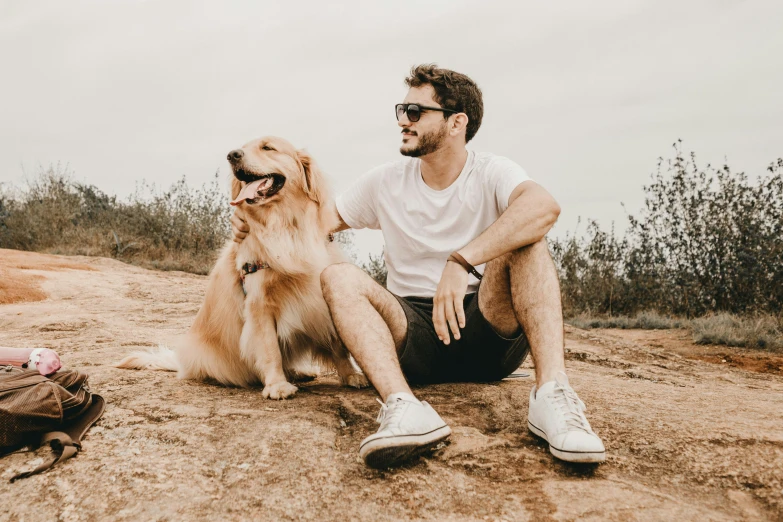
[395,103,458,122]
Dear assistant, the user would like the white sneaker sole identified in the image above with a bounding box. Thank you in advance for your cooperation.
[528,421,606,463]
[360,425,452,469]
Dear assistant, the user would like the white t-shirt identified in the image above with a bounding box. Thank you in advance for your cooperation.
[336,150,531,297]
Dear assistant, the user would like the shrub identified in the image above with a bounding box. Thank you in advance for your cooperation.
[362,251,388,287]
[550,220,629,317]
[332,230,388,287]
[0,165,230,274]
[552,141,783,318]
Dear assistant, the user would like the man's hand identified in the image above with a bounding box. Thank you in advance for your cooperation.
[432,260,469,345]
[231,210,249,243]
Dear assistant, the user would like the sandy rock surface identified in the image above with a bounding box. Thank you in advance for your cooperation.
[0,248,781,521]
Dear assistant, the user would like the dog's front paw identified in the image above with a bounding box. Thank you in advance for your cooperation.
[341,373,370,389]
[262,381,298,400]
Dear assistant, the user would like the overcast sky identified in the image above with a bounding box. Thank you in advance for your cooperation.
[1,0,781,259]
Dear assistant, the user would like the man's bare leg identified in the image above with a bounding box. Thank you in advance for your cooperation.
[478,238,605,462]
[478,238,565,387]
[320,262,452,468]
[320,262,411,400]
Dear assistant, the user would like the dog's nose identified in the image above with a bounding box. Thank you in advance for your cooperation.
[227,149,244,162]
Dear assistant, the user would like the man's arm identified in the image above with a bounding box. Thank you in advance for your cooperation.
[333,203,352,233]
[231,201,351,243]
[432,180,560,344]
[458,180,560,266]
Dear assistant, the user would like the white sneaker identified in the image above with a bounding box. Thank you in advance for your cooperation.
[528,372,606,463]
[359,393,452,468]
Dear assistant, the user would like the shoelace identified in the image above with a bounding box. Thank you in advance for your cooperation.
[375,398,408,429]
[548,382,590,432]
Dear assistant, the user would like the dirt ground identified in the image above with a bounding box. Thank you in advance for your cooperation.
[1,248,781,522]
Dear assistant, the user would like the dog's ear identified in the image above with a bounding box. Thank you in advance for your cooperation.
[296,149,325,205]
[230,177,242,201]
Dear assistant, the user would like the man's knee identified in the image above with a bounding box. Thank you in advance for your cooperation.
[492,238,551,271]
[517,238,551,260]
[320,263,366,302]
[484,251,512,274]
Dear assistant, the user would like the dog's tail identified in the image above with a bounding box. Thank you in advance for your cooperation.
[115,345,179,372]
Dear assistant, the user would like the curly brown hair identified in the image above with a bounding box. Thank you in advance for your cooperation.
[404,64,484,143]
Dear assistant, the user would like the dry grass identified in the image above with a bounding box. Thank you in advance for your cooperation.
[692,313,783,351]
[566,311,687,330]
[567,311,783,352]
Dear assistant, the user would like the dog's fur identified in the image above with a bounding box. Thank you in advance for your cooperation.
[116,136,368,399]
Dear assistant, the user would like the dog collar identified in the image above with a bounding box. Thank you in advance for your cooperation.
[239,234,335,296]
[240,262,268,296]
[241,262,269,277]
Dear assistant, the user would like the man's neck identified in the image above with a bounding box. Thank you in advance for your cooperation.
[419,145,469,191]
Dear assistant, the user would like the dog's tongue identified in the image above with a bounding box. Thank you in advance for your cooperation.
[230,177,274,206]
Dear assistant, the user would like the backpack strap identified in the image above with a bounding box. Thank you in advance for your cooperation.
[10,394,105,482]
[11,432,78,482]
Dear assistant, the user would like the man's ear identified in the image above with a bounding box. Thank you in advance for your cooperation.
[449,113,469,137]
[231,177,242,201]
[296,149,325,205]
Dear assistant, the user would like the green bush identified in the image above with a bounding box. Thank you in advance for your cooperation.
[0,165,230,274]
[552,141,783,318]
[332,231,388,287]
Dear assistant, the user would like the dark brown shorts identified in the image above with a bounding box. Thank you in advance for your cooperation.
[392,291,530,384]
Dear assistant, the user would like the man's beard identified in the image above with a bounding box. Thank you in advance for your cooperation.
[400,122,448,158]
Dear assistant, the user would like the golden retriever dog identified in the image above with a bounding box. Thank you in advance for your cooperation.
[117,136,368,399]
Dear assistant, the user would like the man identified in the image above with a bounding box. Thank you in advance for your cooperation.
[232,64,605,468]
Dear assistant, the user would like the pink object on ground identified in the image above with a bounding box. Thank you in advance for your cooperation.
[0,347,62,375]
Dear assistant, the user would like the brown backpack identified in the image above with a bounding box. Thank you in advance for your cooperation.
[0,365,105,482]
